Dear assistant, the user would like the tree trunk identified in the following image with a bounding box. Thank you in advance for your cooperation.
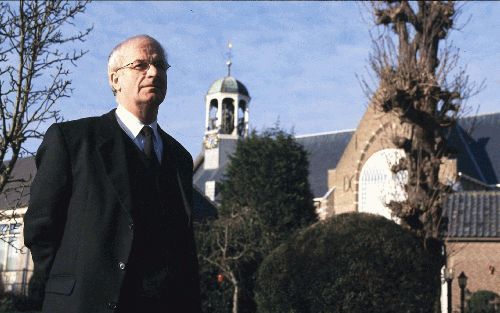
[232,283,239,313]
[366,1,475,312]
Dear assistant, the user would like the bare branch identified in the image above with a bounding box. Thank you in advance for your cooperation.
[360,2,482,263]
[0,0,92,253]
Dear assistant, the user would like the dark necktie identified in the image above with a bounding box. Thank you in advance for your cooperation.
[141,126,158,163]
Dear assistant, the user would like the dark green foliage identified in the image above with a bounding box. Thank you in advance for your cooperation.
[197,127,317,312]
[467,290,500,313]
[255,213,439,313]
[195,220,233,313]
[219,128,317,242]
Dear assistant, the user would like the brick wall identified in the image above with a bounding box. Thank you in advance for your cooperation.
[447,241,500,311]
[326,103,500,313]
[328,102,406,215]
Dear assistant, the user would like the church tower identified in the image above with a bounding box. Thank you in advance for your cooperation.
[203,42,251,170]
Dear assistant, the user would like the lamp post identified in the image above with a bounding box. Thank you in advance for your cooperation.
[458,272,468,313]
[444,268,454,313]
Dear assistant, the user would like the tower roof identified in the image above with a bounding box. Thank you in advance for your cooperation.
[207,76,249,97]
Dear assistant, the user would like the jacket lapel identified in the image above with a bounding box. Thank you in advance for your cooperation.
[96,110,133,220]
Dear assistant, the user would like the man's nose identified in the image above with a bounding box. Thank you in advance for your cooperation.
[146,63,163,77]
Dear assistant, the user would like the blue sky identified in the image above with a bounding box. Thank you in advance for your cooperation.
[54,1,499,157]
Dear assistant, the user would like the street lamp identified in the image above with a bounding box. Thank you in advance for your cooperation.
[444,268,454,313]
[458,272,468,313]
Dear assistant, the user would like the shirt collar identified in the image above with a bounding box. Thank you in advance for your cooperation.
[115,104,160,140]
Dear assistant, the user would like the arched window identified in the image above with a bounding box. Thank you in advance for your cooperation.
[237,100,247,136]
[221,98,234,134]
[208,99,218,130]
[358,148,407,222]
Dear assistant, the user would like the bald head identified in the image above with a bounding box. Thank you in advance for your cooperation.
[107,35,167,95]
[107,35,168,124]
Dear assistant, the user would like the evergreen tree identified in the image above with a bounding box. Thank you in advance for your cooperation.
[198,127,317,313]
[219,127,317,242]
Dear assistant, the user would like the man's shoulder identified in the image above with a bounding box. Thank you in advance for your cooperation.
[57,116,99,130]
[53,110,114,135]
[58,110,112,127]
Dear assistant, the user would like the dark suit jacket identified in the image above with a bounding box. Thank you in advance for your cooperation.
[23,110,201,313]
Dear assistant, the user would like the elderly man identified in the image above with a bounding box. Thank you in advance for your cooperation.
[24,35,201,313]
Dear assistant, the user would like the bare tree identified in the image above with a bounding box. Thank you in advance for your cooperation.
[361,2,483,310]
[0,0,92,196]
[362,1,481,254]
[200,208,265,313]
[0,1,92,257]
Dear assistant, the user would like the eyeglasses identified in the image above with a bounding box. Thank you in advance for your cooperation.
[115,59,171,73]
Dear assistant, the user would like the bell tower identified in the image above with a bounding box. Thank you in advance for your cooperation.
[203,42,251,170]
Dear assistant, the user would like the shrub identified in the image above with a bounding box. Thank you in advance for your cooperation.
[255,213,439,313]
[467,290,500,313]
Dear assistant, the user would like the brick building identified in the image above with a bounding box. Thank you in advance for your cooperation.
[193,69,500,311]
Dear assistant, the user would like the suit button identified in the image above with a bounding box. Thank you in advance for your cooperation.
[107,302,118,310]
[128,223,134,230]
[118,262,126,270]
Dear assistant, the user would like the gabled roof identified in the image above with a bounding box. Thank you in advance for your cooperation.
[193,130,355,200]
[453,112,500,186]
[295,130,354,197]
[193,112,500,198]
[444,191,500,238]
[0,156,36,210]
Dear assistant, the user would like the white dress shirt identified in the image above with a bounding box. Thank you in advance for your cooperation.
[115,104,163,163]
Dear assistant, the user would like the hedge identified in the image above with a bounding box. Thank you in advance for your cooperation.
[255,213,439,313]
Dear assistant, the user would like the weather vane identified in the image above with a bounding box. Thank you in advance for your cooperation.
[226,41,232,77]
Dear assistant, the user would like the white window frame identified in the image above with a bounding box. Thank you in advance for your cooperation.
[358,148,407,222]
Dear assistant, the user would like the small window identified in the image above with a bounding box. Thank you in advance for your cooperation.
[208,99,218,130]
[237,100,247,136]
[0,240,6,271]
[0,222,23,272]
[6,237,20,271]
[9,223,21,235]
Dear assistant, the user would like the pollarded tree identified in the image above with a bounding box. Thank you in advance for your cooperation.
[362,1,481,256]
[199,127,317,313]
[360,3,483,310]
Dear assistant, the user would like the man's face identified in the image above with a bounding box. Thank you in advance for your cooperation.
[111,38,167,123]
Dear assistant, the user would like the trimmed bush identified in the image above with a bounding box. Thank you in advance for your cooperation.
[467,290,500,313]
[255,213,439,313]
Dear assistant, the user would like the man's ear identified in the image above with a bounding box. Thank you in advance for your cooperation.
[110,71,121,93]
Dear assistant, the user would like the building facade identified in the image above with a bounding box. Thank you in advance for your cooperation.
[193,69,500,311]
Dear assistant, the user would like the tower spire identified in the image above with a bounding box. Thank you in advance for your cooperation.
[226,41,232,77]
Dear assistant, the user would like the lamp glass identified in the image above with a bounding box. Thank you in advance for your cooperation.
[458,271,468,288]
